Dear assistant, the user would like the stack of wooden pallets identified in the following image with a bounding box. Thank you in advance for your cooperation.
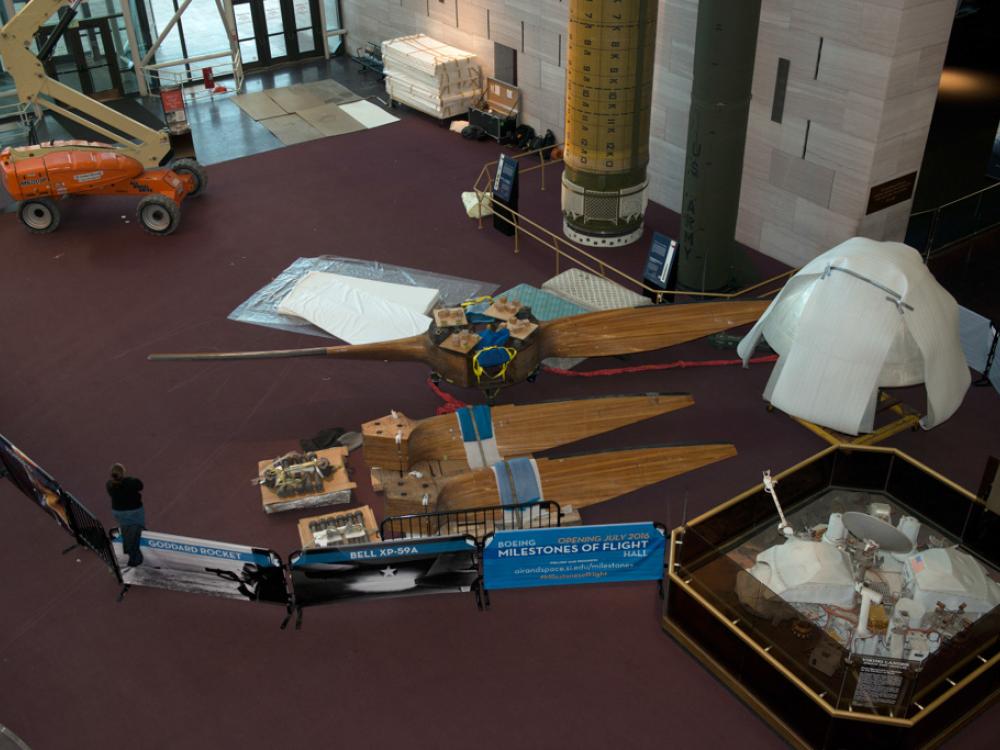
[382,34,482,119]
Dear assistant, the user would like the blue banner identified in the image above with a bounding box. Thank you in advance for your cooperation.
[482,523,665,590]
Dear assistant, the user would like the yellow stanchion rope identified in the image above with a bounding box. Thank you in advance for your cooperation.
[461,296,494,310]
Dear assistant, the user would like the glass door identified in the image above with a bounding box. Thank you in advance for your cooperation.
[38,16,124,100]
[74,18,125,100]
[232,0,321,69]
[233,0,260,66]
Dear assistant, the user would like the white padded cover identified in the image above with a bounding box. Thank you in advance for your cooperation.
[278,271,434,344]
[749,539,856,606]
[738,238,970,434]
[905,548,1000,615]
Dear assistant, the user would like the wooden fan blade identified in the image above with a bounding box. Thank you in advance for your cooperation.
[436,443,736,512]
[406,393,695,467]
[148,334,430,363]
[538,300,769,359]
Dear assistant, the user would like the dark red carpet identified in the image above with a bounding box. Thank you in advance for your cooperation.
[1,116,997,749]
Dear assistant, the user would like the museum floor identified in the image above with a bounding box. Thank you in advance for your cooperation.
[1,69,998,749]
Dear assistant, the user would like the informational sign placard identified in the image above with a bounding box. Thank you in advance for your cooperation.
[482,523,666,590]
[110,529,288,605]
[642,231,678,302]
[866,172,917,215]
[289,536,479,607]
[492,154,519,237]
[0,433,73,533]
[493,154,518,203]
[852,655,909,708]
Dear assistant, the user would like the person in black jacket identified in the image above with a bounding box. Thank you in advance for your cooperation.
[107,463,145,567]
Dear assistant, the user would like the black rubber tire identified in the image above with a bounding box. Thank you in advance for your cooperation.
[137,195,180,236]
[18,197,60,233]
[169,158,208,197]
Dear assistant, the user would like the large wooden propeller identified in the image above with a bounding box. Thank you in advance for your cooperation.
[426,443,737,514]
[149,300,768,395]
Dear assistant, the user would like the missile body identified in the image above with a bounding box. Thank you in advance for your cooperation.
[562,0,659,248]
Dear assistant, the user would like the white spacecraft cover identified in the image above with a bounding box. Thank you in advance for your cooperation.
[278,271,435,344]
[750,539,856,606]
[737,238,970,434]
[905,547,1000,614]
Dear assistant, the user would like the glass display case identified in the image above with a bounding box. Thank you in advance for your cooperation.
[664,446,1000,750]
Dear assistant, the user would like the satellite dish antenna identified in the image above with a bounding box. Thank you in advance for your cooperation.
[842,512,914,553]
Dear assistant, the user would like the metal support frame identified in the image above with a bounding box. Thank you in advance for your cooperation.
[139,0,193,67]
[134,0,243,96]
[0,0,170,165]
[315,0,344,58]
[120,0,147,96]
[784,390,922,447]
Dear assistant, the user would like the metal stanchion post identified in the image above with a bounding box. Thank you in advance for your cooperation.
[924,209,941,263]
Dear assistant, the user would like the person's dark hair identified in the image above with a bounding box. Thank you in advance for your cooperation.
[109,463,126,482]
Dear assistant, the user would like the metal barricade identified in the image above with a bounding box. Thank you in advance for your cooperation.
[62,491,122,583]
[143,50,244,101]
[907,182,1000,260]
[0,91,33,142]
[381,500,563,541]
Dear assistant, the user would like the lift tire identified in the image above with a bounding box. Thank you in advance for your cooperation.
[19,198,60,233]
[169,158,208,197]
[137,195,180,236]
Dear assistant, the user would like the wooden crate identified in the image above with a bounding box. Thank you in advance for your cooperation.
[297,505,379,549]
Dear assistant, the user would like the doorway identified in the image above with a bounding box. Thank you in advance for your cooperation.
[233,0,323,69]
[38,17,125,100]
[494,42,517,87]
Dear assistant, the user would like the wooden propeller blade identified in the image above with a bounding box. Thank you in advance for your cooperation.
[436,443,736,512]
[406,393,695,467]
[148,334,431,362]
[538,300,769,359]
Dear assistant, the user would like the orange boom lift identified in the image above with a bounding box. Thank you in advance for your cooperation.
[0,0,206,235]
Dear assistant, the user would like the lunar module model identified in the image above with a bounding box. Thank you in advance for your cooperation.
[736,472,1000,668]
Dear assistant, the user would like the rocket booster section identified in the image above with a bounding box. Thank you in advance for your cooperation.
[562,0,659,247]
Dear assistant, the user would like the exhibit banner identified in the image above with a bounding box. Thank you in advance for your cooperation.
[0,433,73,533]
[110,529,288,605]
[482,523,666,591]
[289,535,479,607]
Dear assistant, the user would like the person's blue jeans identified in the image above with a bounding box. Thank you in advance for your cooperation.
[113,507,145,566]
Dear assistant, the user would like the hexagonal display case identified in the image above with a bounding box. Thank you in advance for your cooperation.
[663,446,1000,750]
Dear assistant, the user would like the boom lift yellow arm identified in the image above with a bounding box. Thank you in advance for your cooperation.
[0,0,170,166]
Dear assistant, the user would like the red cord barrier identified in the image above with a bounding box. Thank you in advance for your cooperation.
[542,354,778,377]
[427,377,468,414]
[426,354,777,411]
